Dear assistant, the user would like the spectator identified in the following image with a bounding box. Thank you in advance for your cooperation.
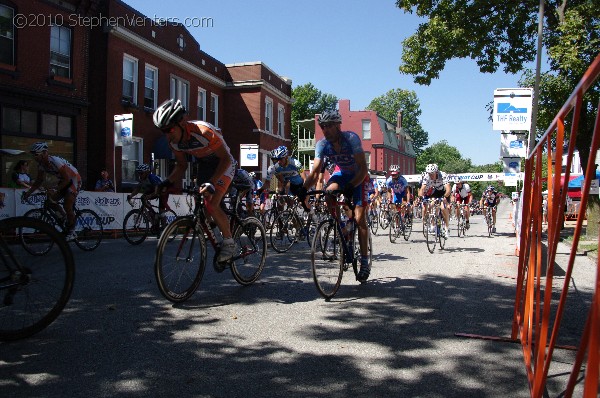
[95,168,115,192]
[9,160,32,189]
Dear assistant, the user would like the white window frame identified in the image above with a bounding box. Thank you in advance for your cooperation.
[197,87,206,120]
[277,104,285,137]
[143,64,158,110]
[121,137,143,184]
[122,54,138,104]
[50,25,71,78]
[210,93,219,127]
[365,152,371,170]
[0,5,15,65]
[170,74,189,110]
[265,97,273,133]
[362,119,371,140]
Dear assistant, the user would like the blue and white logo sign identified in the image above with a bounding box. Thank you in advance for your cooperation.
[493,88,533,131]
[239,144,259,167]
[247,153,257,160]
[500,133,527,158]
[114,114,133,147]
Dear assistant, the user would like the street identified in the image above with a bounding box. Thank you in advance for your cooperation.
[1,200,595,397]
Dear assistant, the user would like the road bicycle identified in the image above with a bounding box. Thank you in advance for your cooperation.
[21,192,103,253]
[311,190,373,300]
[389,202,413,243]
[123,197,177,245]
[423,198,447,253]
[154,189,266,303]
[456,203,469,238]
[484,204,497,237]
[270,194,326,253]
[367,204,379,235]
[1,216,75,341]
[379,201,392,230]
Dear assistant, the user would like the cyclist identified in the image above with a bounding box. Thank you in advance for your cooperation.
[126,164,169,231]
[231,167,255,216]
[418,163,451,239]
[249,172,267,215]
[152,98,236,268]
[480,185,500,233]
[23,142,82,242]
[451,177,472,229]
[386,165,411,216]
[261,146,304,200]
[298,109,371,282]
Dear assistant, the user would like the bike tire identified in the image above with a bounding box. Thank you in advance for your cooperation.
[123,209,150,245]
[369,209,379,235]
[73,209,103,251]
[155,217,206,303]
[20,209,56,255]
[425,214,437,253]
[389,212,400,243]
[379,210,390,230]
[438,216,446,250]
[403,213,412,241]
[230,217,266,285]
[270,211,298,253]
[262,208,277,231]
[352,226,372,280]
[311,219,343,300]
[0,216,75,341]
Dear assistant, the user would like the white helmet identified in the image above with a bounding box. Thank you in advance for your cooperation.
[270,146,288,159]
[318,110,342,125]
[425,163,439,173]
[153,99,185,129]
[30,142,48,154]
[389,164,400,173]
[136,164,150,172]
[249,172,256,179]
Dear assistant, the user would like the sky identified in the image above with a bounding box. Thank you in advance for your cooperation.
[124,0,537,166]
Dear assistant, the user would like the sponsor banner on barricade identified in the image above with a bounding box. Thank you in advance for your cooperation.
[86,191,123,230]
[405,172,525,183]
[0,188,16,220]
[15,188,40,216]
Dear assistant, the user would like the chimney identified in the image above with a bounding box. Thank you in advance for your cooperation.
[339,99,351,112]
[397,110,403,128]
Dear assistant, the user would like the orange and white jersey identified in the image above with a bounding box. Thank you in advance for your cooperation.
[169,120,233,160]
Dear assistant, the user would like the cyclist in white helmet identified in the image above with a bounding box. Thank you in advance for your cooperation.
[418,163,452,238]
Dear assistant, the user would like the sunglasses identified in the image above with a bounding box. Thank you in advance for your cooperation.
[319,122,335,128]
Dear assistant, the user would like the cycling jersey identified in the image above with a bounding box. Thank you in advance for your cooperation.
[452,183,472,203]
[420,171,449,197]
[266,157,304,186]
[314,131,364,175]
[37,156,81,195]
[482,190,499,206]
[386,175,409,204]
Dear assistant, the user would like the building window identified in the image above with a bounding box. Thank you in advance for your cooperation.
[265,97,273,133]
[122,137,142,184]
[144,64,158,110]
[122,55,138,104]
[210,93,218,127]
[362,119,371,140]
[50,25,71,78]
[197,88,206,120]
[365,152,371,170]
[2,107,37,134]
[277,105,285,137]
[41,113,72,138]
[170,75,189,110]
[0,5,14,66]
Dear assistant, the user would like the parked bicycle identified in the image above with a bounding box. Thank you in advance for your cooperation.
[311,190,373,300]
[123,197,177,245]
[154,188,266,303]
[1,216,75,341]
[21,192,103,253]
[423,198,447,253]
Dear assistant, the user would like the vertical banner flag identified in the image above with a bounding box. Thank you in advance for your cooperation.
[500,133,527,158]
[493,88,533,131]
[239,144,259,167]
[114,114,133,147]
[503,157,521,173]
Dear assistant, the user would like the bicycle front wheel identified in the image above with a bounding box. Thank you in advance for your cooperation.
[1,217,75,341]
[379,210,390,230]
[369,209,379,235]
[123,209,150,245]
[311,219,343,300]
[438,216,446,250]
[425,214,437,254]
[230,217,266,285]
[74,210,103,251]
[155,217,206,303]
[389,212,400,243]
[403,213,412,241]
[20,209,56,255]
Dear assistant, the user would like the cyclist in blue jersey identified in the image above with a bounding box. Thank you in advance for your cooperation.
[261,146,304,195]
[386,165,411,216]
[298,109,371,282]
[127,164,169,229]
[249,172,267,215]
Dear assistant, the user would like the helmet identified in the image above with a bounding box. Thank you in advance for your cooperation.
[30,142,48,154]
[270,146,288,159]
[378,181,386,187]
[248,172,256,179]
[389,164,400,172]
[454,177,462,184]
[425,163,439,173]
[136,164,150,172]
[153,99,185,129]
[486,185,495,191]
[318,110,342,125]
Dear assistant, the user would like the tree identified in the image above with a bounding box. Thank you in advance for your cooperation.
[416,140,472,173]
[290,83,338,153]
[366,89,429,155]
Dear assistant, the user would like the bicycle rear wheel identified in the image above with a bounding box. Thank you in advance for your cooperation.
[369,209,379,235]
[74,210,103,251]
[425,214,437,253]
[403,213,412,241]
[379,210,390,229]
[123,209,150,245]
[230,217,266,285]
[1,217,75,341]
[389,212,401,243]
[270,211,299,253]
[20,209,57,255]
[311,219,343,300]
[155,217,206,303]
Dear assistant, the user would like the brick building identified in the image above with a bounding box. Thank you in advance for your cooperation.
[0,0,96,185]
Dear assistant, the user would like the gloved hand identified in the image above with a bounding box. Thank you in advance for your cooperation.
[199,182,215,194]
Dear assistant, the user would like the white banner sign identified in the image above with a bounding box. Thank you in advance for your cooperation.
[503,157,521,173]
[114,114,133,147]
[493,88,533,131]
[405,173,524,183]
[500,134,527,157]
[239,144,259,167]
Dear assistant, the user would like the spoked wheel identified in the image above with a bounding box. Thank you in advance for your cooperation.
[379,210,390,230]
[425,214,437,253]
[457,216,465,237]
[270,211,299,253]
[230,217,266,285]
[369,209,379,235]
[311,219,343,300]
[403,213,412,241]
[389,212,402,243]
[262,208,277,232]
[155,217,206,303]
[438,217,446,250]
[123,209,150,245]
[2,217,75,341]
[352,227,372,281]
[159,209,179,242]
[487,213,493,237]
[20,209,57,255]
[74,209,103,251]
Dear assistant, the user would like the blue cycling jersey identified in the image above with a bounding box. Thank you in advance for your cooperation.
[314,131,363,175]
[138,173,161,195]
[386,175,408,195]
[266,157,303,186]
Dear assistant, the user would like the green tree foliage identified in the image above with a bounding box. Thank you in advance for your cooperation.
[366,89,429,155]
[290,83,337,152]
[416,140,472,173]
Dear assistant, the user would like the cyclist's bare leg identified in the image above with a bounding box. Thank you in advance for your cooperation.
[205,189,232,239]
[354,205,369,257]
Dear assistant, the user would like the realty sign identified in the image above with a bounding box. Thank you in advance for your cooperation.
[493,88,533,131]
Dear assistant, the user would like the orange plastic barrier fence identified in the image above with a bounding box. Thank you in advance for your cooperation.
[512,52,600,397]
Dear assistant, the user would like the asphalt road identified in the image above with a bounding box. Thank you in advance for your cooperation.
[1,199,596,397]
